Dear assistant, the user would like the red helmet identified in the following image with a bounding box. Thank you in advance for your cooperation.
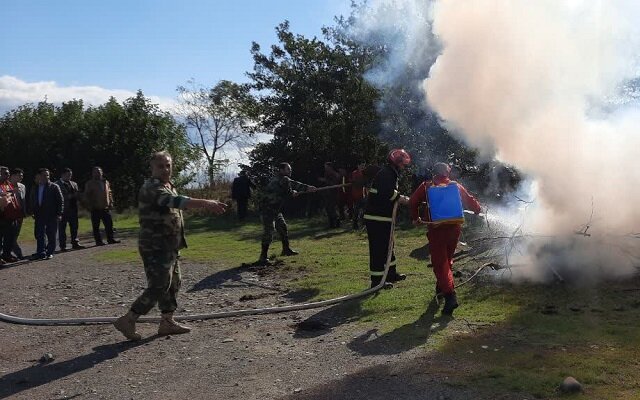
[387,149,411,168]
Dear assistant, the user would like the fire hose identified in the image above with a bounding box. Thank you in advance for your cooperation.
[0,202,398,326]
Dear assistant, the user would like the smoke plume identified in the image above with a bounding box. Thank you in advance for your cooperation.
[355,0,640,282]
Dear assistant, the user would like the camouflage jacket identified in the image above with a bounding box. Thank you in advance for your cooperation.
[138,178,190,252]
[259,175,311,211]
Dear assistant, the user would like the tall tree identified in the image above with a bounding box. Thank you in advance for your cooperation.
[176,79,257,186]
[245,21,386,185]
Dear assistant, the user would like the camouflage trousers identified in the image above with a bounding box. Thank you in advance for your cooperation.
[130,250,181,315]
[261,209,288,247]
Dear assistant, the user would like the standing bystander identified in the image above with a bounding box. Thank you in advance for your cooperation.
[8,168,26,260]
[231,170,256,221]
[28,168,63,260]
[57,168,84,251]
[84,166,119,246]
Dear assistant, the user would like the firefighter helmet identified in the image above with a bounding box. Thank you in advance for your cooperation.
[387,149,411,168]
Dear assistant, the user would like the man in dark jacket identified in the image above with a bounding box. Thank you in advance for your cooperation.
[231,170,256,221]
[56,168,84,251]
[364,149,411,288]
[28,168,63,260]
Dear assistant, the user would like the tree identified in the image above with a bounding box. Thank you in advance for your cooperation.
[245,21,386,186]
[176,79,257,186]
[0,91,196,209]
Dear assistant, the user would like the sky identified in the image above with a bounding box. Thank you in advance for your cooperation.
[0,0,350,112]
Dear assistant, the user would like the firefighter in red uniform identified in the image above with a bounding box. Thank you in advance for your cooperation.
[364,149,411,288]
[409,162,481,315]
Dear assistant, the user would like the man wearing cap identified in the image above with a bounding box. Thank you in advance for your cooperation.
[364,149,411,288]
[409,162,481,316]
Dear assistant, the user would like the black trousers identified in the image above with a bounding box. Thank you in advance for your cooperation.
[0,219,16,258]
[91,209,115,243]
[34,216,58,257]
[365,219,397,280]
[236,197,249,220]
[11,218,24,258]
[59,208,79,248]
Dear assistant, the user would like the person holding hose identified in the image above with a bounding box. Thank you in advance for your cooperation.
[256,162,317,266]
[113,151,227,341]
[364,149,411,288]
[409,162,481,316]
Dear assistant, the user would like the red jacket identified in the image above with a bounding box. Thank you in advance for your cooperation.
[0,181,22,220]
[350,169,367,202]
[409,176,481,222]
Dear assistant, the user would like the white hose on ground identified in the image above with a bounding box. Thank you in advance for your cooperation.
[0,204,399,326]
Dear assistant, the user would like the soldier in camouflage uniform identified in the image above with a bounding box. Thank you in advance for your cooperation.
[113,151,227,341]
[257,162,316,265]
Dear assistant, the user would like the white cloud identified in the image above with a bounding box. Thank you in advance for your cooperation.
[0,75,177,114]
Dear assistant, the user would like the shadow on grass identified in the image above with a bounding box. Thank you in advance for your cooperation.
[187,264,287,293]
[409,243,430,261]
[347,298,447,356]
[0,336,159,399]
[294,298,372,339]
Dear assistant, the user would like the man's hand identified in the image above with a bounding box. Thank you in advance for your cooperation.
[412,218,428,226]
[57,215,63,221]
[206,200,227,215]
[0,195,8,210]
[307,186,317,193]
[399,195,409,206]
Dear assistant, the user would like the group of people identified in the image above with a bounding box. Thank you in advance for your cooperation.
[319,162,368,230]
[6,150,483,340]
[0,165,120,265]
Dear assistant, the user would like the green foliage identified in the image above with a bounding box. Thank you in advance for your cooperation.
[245,21,387,185]
[0,91,197,209]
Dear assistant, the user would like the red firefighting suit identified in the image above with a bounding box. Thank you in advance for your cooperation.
[409,176,481,295]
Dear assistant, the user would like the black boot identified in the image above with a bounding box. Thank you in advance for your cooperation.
[386,266,406,283]
[442,292,459,316]
[256,244,272,266]
[370,276,393,289]
[281,239,299,256]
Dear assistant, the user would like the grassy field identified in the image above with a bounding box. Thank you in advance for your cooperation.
[17,211,640,399]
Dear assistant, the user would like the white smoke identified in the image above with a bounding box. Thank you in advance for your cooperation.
[355,0,640,282]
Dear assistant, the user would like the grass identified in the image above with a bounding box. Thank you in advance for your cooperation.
[18,211,640,398]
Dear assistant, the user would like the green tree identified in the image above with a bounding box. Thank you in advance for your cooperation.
[246,21,386,185]
[0,91,196,209]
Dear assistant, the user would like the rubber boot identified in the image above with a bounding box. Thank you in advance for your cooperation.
[256,244,272,266]
[158,312,191,336]
[281,239,299,256]
[113,310,142,341]
[442,292,459,316]
[370,275,393,289]
[386,266,407,283]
